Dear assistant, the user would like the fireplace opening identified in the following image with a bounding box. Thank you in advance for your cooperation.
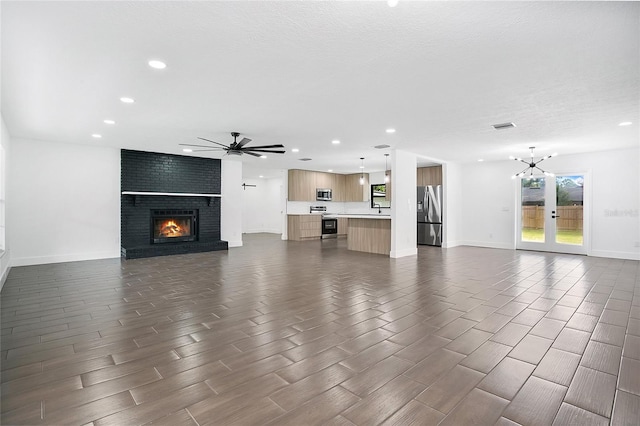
[151,210,198,244]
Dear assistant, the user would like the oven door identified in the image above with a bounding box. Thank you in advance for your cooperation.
[322,218,338,235]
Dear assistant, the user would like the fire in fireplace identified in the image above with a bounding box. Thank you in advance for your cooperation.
[151,210,198,243]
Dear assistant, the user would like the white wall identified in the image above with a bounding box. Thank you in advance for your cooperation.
[221,159,243,247]
[242,177,283,234]
[0,116,12,290]
[390,150,418,258]
[9,138,121,266]
[459,147,640,260]
[442,161,464,248]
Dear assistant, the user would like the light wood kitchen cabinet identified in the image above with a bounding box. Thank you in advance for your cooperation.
[417,166,442,186]
[288,169,368,202]
[315,172,332,190]
[287,215,322,240]
[332,174,346,201]
[337,218,348,235]
[288,169,316,201]
[344,173,369,202]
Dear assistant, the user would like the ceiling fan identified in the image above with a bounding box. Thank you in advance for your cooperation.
[180,132,285,157]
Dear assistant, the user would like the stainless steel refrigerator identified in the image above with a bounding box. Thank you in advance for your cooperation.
[417,185,443,246]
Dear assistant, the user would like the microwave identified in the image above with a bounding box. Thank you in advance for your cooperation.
[316,188,332,201]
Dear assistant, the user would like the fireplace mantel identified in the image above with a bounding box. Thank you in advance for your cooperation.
[122,191,221,206]
[121,191,221,197]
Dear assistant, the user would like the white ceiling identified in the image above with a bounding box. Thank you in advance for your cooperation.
[2,1,638,179]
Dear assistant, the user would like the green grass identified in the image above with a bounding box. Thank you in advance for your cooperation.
[521,228,583,245]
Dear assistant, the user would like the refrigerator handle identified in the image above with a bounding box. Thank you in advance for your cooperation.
[426,190,430,219]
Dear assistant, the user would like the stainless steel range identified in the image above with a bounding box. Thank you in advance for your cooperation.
[321,217,338,238]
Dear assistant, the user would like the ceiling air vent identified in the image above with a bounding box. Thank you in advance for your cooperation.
[299,158,312,161]
[374,144,391,149]
[493,122,516,130]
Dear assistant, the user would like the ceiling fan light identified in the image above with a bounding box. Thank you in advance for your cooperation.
[227,150,242,156]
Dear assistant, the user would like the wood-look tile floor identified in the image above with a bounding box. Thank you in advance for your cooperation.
[1,233,639,425]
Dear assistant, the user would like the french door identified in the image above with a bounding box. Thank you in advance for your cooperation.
[517,173,588,255]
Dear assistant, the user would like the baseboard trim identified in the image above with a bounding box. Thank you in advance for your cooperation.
[11,251,121,267]
[390,248,418,258]
[442,240,463,248]
[0,264,10,293]
[227,240,243,248]
[590,250,640,261]
[459,241,514,250]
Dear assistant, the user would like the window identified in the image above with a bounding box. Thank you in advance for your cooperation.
[370,184,390,208]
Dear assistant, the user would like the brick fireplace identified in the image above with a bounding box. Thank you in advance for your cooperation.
[120,150,228,259]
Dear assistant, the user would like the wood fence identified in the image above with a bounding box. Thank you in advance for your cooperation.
[522,206,583,231]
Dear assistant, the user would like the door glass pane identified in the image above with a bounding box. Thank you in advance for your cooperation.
[555,175,584,245]
[521,178,545,242]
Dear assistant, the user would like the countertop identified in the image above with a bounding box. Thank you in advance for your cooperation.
[322,214,391,220]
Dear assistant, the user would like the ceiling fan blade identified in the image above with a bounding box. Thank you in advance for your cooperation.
[242,151,262,157]
[197,137,229,148]
[236,137,252,149]
[192,148,226,152]
[244,149,286,154]
[180,143,223,148]
[241,144,284,149]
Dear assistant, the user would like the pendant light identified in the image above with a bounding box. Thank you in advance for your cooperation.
[510,146,557,179]
[384,154,390,183]
[359,157,365,185]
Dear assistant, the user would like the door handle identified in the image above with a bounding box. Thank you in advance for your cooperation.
[552,215,560,219]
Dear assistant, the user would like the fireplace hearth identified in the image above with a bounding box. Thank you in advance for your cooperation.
[151,210,198,244]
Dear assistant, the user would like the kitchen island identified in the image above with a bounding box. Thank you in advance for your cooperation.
[324,214,391,255]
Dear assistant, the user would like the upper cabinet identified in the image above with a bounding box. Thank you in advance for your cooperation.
[344,173,369,202]
[417,166,443,186]
[288,170,368,202]
[288,169,316,201]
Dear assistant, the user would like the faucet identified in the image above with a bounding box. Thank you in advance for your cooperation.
[373,203,381,214]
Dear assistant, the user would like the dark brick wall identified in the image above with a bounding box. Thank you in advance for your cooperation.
[120,150,225,258]
[121,149,220,193]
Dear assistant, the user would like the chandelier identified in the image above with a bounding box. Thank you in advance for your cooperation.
[510,146,557,179]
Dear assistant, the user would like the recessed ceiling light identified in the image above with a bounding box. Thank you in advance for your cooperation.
[291,148,300,153]
[388,0,399,7]
[359,165,365,169]
[619,121,632,126]
[260,155,267,159]
[478,159,484,162]
[120,97,135,103]
[386,128,396,134]
[148,60,167,69]
[328,169,333,172]
[259,175,264,178]
[91,134,102,138]
[103,119,115,125]
[332,140,340,145]
[182,148,193,153]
